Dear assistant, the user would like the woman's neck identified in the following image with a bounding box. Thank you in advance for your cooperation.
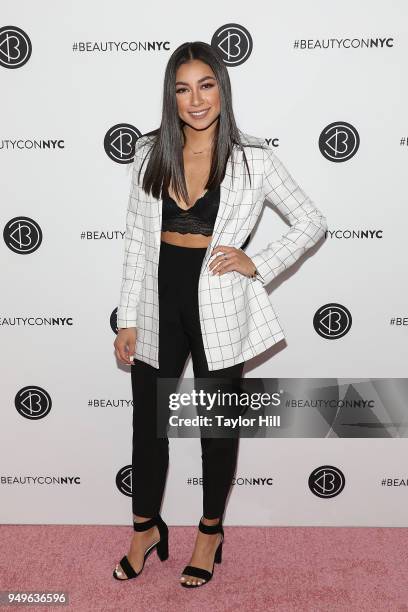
[182,123,217,153]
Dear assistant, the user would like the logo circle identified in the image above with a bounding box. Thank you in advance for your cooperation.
[308,465,345,498]
[0,26,32,69]
[4,216,43,254]
[111,308,119,334]
[15,386,52,419]
[104,124,142,164]
[319,121,360,162]
[115,465,133,497]
[211,23,253,66]
[313,303,352,339]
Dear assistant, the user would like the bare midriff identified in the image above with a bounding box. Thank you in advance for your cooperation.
[160,230,211,248]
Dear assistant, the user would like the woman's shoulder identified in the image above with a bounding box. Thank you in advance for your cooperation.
[236,129,268,150]
[135,129,158,153]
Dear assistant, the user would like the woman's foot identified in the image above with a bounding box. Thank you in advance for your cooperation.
[179,517,223,586]
[114,515,161,580]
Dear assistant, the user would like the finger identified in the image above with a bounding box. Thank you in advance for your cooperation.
[209,252,238,272]
[116,340,132,365]
[128,341,136,363]
[209,254,225,271]
[210,245,235,257]
[116,344,129,365]
[115,346,127,365]
[218,253,239,272]
[213,261,237,275]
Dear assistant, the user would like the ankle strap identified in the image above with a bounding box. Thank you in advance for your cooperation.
[133,515,159,531]
[198,517,223,534]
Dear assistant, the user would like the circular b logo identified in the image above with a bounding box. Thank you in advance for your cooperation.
[110,308,119,334]
[319,121,360,162]
[211,24,253,66]
[115,465,133,497]
[309,465,345,498]
[15,386,52,419]
[104,124,142,164]
[0,26,32,68]
[4,216,43,254]
[313,303,352,339]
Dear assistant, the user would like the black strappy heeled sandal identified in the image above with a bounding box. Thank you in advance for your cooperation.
[180,516,224,588]
[113,514,169,581]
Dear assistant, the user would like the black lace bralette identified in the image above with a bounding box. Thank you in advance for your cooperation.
[161,185,221,236]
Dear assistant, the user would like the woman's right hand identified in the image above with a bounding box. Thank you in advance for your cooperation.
[114,327,137,365]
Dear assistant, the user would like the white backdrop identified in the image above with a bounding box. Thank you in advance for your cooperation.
[1,1,408,526]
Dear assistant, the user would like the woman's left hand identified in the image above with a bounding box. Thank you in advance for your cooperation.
[208,245,256,277]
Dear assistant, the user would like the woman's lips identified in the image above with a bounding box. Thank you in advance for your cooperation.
[188,108,210,119]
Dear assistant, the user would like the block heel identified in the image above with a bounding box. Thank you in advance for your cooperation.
[156,536,169,561]
[214,539,222,563]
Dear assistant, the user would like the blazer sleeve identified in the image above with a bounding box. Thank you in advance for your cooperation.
[116,139,147,328]
[250,146,328,287]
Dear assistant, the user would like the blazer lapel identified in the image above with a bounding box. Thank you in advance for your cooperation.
[208,146,242,248]
[200,145,243,268]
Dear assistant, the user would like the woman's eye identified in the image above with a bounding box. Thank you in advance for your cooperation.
[176,83,215,94]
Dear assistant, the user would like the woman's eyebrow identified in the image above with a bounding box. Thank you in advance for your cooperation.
[175,76,216,86]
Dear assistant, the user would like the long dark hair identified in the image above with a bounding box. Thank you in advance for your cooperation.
[137,41,264,203]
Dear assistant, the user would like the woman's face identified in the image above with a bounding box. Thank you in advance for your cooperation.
[175,59,221,130]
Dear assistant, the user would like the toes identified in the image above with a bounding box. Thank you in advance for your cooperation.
[180,575,204,586]
[114,564,126,579]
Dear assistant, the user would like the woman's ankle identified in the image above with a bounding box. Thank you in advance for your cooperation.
[133,513,154,523]
[201,515,221,526]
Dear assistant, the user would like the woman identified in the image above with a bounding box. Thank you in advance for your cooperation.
[113,41,328,588]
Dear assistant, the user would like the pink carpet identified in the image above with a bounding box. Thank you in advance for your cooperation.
[1,524,407,611]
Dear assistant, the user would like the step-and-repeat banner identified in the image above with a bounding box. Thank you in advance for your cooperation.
[2,1,407,526]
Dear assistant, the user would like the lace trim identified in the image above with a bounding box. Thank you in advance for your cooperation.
[161,218,213,236]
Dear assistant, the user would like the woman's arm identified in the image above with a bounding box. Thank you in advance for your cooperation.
[116,139,147,328]
[250,146,328,287]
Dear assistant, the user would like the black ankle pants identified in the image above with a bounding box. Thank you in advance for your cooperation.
[130,240,245,520]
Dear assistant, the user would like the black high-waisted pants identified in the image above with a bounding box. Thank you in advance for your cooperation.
[130,240,245,520]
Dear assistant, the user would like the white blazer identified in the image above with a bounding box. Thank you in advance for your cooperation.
[117,130,328,371]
